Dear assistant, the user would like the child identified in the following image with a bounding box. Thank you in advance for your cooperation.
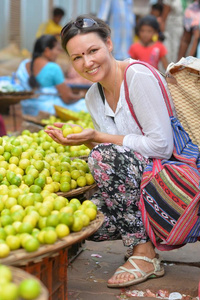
[128,15,168,70]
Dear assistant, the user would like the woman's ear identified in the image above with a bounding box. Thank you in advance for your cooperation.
[106,37,113,53]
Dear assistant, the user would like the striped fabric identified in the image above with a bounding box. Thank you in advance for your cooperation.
[124,61,200,251]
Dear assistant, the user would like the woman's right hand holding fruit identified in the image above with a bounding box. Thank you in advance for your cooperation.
[45,123,97,149]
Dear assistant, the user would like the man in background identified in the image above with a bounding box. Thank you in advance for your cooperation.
[36,7,65,38]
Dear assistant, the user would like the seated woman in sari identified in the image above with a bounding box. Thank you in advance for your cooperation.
[16,34,87,116]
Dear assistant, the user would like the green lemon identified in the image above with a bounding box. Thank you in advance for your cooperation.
[19,278,41,300]
[0,282,19,300]
[46,214,59,227]
[24,237,40,252]
[43,230,57,244]
[59,182,70,192]
[56,224,70,238]
[18,222,33,234]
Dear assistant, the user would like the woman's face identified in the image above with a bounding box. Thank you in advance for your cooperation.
[45,42,61,62]
[66,32,113,83]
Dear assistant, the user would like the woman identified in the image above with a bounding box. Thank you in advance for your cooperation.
[16,34,87,116]
[45,15,174,288]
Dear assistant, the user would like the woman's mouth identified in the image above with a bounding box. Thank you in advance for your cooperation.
[87,67,99,75]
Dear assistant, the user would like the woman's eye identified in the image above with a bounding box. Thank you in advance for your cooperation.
[74,56,81,61]
[90,49,97,54]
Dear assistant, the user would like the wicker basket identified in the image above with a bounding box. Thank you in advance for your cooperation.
[0,212,104,266]
[22,111,51,126]
[166,60,200,147]
[8,266,49,300]
[54,105,80,121]
[0,91,36,106]
[56,183,97,198]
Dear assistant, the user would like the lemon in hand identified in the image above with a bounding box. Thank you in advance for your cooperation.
[62,124,73,138]
[72,126,83,134]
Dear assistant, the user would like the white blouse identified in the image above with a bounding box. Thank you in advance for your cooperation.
[85,59,174,159]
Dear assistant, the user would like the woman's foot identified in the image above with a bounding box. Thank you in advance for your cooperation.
[107,241,164,287]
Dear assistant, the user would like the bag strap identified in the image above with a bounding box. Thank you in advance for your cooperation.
[97,82,115,123]
[97,82,105,104]
[124,61,173,133]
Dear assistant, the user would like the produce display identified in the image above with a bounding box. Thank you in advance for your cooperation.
[41,109,94,129]
[0,264,42,300]
[0,129,97,258]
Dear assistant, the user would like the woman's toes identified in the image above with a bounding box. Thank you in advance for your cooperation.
[108,270,135,284]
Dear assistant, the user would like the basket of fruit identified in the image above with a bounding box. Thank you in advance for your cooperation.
[0,91,36,106]
[0,208,104,265]
[22,111,51,127]
[54,105,80,121]
[57,182,97,197]
[26,107,95,130]
[0,264,48,300]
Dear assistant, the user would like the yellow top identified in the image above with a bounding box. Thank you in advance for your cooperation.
[36,19,62,38]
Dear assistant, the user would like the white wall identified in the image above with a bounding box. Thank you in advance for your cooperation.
[0,0,10,49]
[21,0,49,52]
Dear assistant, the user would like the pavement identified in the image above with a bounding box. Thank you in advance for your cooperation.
[1,103,200,300]
[68,240,200,300]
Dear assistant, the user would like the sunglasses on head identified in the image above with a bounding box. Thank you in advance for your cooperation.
[61,18,99,38]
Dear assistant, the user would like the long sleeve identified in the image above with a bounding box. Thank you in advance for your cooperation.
[123,65,174,159]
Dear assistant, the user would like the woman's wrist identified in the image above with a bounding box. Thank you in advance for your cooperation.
[93,130,124,146]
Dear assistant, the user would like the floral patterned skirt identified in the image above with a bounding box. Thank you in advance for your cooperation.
[88,143,150,248]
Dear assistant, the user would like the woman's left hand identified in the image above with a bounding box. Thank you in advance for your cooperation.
[45,125,96,146]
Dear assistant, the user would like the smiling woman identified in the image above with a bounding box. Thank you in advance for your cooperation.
[44,14,177,288]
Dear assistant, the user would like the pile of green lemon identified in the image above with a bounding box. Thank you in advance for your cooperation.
[0,129,98,258]
[0,129,94,194]
[0,195,97,258]
[0,264,42,300]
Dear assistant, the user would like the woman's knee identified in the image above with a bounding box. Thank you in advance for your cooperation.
[88,143,118,171]
[89,143,119,161]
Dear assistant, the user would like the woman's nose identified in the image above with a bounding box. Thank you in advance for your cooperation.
[83,55,93,67]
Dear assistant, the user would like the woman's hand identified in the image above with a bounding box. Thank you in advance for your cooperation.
[44,123,96,146]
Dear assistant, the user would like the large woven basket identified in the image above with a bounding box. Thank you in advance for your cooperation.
[0,211,104,266]
[166,58,200,147]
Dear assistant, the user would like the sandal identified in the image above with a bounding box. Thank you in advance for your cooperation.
[107,255,165,288]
